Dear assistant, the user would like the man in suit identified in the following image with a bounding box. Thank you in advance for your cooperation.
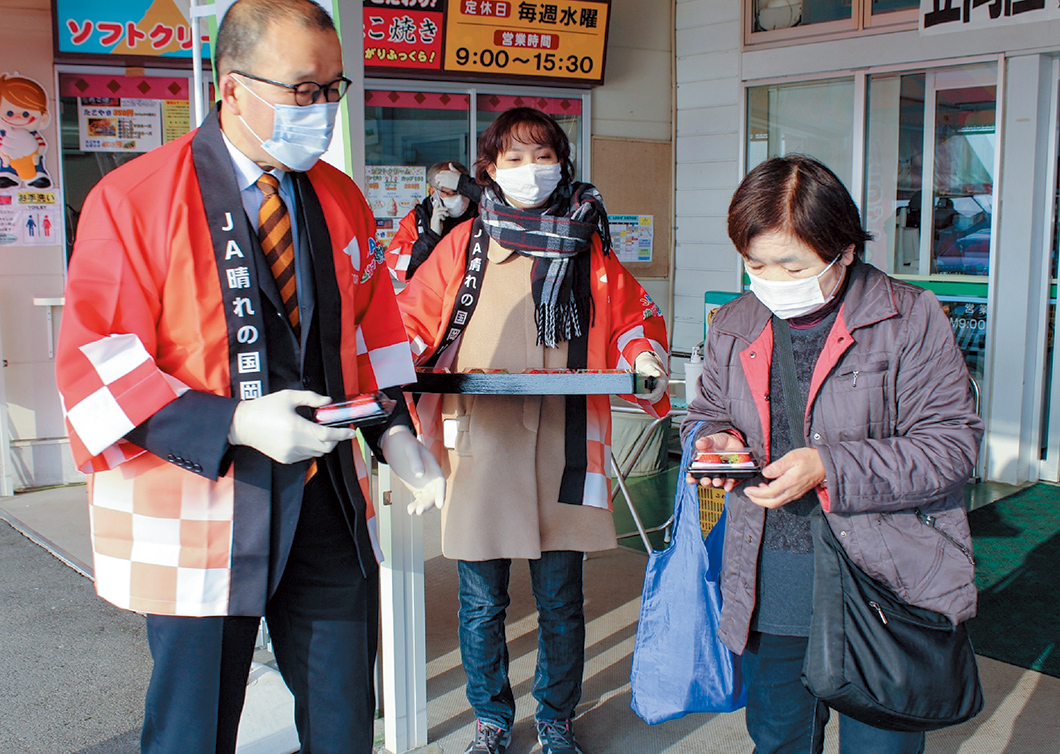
[54,1,444,752]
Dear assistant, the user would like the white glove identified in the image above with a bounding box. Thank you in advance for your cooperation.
[430,200,449,235]
[380,426,446,515]
[228,390,357,464]
[634,351,669,403]
[432,164,461,192]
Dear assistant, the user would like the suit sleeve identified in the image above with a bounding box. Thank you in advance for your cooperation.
[55,180,223,475]
[124,391,238,479]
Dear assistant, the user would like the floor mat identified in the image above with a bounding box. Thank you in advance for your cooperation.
[967,482,1060,678]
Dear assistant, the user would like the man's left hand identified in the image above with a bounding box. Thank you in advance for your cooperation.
[743,447,826,509]
[379,426,446,514]
[634,351,668,403]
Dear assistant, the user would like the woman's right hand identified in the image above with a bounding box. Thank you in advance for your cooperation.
[687,432,746,492]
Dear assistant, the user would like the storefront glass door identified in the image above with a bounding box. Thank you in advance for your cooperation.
[864,63,997,392]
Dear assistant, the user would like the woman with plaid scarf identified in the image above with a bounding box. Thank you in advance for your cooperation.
[396,107,670,754]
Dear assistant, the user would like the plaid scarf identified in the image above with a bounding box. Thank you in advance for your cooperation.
[479,182,611,347]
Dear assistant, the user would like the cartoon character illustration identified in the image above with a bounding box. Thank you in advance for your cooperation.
[0,73,52,189]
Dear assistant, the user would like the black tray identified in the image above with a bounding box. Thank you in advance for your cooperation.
[408,370,654,396]
[689,466,762,480]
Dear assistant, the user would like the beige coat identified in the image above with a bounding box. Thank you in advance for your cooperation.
[438,239,617,561]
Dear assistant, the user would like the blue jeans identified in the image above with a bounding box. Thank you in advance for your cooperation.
[742,633,926,754]
[457,551,585,731]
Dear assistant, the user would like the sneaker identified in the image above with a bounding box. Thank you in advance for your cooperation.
[464,720,511,754]
[536,719,584,754]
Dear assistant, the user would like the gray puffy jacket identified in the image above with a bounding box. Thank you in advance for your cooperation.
[683,260,983,655]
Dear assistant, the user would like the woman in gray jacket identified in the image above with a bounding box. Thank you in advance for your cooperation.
[682,154,983,754]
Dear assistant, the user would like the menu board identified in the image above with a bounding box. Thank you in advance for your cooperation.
[365,165,427,249]
[78,98,163,152]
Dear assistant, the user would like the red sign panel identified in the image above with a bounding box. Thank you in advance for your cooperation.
[363,6,444,71]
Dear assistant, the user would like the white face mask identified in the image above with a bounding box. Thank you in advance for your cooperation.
[235,75,338,172]
[439,192,470,216]
[748,255,842,320]
[492,162,562,207]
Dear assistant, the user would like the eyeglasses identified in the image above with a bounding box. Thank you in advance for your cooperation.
[231,70,352,106]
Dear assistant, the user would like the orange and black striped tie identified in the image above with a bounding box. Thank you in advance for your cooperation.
[257,173,316,481]
[256,173,300,339]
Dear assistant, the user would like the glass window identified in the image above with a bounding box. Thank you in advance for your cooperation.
[750,0,917,43]
[753,0,852,31]
[363,86,586,249]
[364,89,471,169]
[475,94,584,180]
[930,85,995,276]
[864,67,996,277]
[865,72,926,273]
[746,78,855,187]
[58,71,197,261]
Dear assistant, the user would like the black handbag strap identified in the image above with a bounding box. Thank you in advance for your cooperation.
[772,315,806,450]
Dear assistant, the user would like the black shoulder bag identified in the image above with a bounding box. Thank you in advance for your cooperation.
[772,316,983,732]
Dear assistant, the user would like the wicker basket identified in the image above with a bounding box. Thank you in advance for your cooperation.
[698,485,726,539]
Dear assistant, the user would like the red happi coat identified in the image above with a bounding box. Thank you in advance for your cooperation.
[56,121,415,617]
[397,221,671,512]
[385,207,421,283]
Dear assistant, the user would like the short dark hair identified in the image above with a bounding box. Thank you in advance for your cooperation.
[727,154,873,262]
[216,0,336,76]
[474,107,573,191]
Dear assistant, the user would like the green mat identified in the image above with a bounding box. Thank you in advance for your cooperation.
[968,482,1060,678]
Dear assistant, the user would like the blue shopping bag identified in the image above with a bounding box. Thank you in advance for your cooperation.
[629,423,747,724]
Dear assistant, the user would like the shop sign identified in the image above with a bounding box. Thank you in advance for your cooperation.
[78,98,163,153]
[55,0,211,58]
[445,0,609,84]
[920,0,1060,34]
[364,0,444,71]
[365,0,611,87]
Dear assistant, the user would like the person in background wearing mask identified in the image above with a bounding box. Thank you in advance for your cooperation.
[54,1,444,752]
[682,154,981,754]
[386,160,481,283]
[397,107,670,754]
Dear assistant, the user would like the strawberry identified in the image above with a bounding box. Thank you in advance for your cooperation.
[697,453,722,464]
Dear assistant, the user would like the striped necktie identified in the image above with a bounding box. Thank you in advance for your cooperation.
[257,173,317,482]
[256,173,300,339]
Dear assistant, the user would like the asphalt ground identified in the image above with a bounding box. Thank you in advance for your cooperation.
[0,520,148,754]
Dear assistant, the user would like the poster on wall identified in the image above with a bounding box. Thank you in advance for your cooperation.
[609,214,653,264]
[0,72,59,245]
[365,165,427,249]
[55,0,212,59]
[78,98,163,152]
